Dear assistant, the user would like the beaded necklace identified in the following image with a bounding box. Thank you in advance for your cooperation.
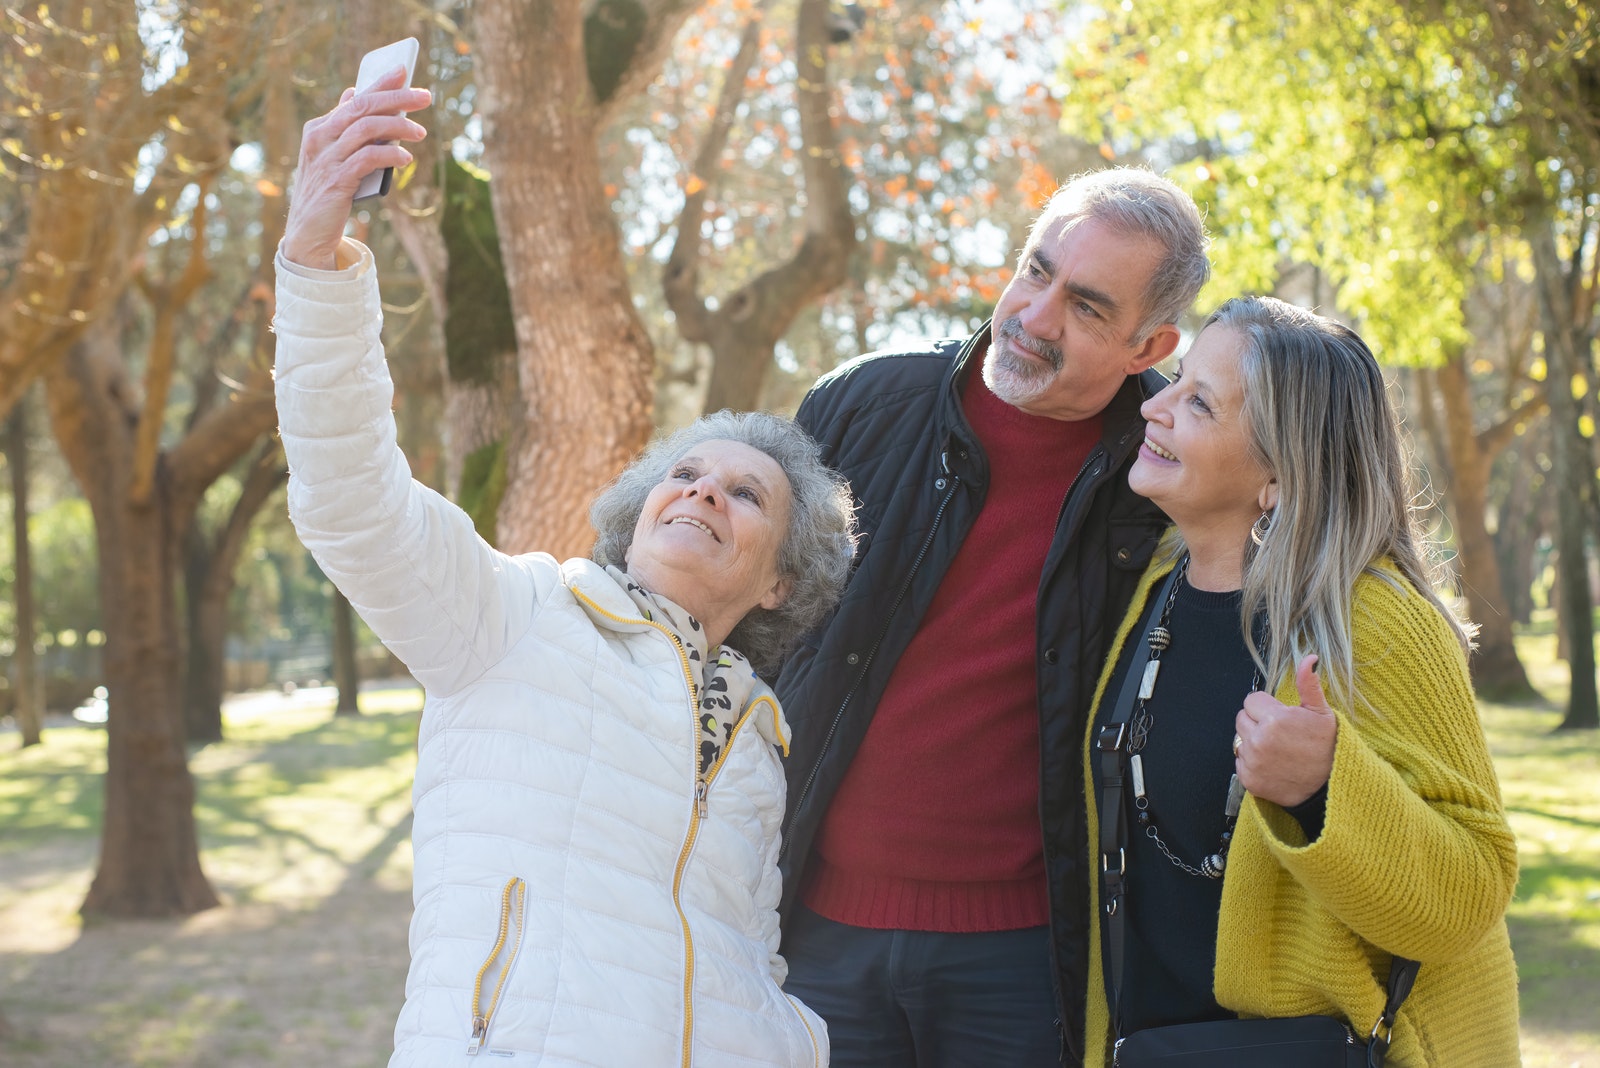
[1124,555,1262,880]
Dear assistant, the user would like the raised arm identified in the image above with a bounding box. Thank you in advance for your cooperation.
[274,74,558,696]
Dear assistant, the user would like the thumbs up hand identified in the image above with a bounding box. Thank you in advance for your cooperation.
[1234,654,1339,808]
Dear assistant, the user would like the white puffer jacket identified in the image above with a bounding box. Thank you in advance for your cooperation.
[273,241,827,1068]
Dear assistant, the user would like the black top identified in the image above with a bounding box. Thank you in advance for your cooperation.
[1094,577,1330,1034]
[1095,578,1252,1031]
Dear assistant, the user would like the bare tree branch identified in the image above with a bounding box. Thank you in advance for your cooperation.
[663,10,771,342]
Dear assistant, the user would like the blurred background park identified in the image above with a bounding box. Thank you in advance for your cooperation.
[0,0,1597,1064]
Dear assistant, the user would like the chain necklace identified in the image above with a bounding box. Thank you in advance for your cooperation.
[1124,555,1262,880]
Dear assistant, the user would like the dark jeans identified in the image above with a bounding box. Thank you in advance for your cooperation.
[780,906,1061,1068]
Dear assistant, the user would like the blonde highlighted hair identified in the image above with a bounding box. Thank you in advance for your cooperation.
[1163,296,1471,715]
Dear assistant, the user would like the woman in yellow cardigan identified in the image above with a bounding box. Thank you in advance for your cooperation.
[1081,296,1520,1067]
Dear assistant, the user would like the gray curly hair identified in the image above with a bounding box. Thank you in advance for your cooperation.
[589,410,856,676]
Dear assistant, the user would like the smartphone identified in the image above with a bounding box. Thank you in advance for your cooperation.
[353,37,421,200]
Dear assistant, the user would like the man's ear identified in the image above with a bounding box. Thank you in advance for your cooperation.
[1259,479,1280,513]
[1124,323,1181,375]
[759,575,794,612]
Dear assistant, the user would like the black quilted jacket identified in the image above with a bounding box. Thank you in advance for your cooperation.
[773,321,1168,1063]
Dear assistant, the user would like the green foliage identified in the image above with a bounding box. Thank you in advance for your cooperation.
[442,159,517,386]
[19,498,100,640]
[1056,1,1551,364]
[456,440,507,546]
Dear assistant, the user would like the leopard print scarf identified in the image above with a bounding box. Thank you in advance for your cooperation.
[612,568,758,776]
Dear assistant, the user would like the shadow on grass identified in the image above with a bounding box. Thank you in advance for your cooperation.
[1507,806,1600,833]
[1,709,421,897]
[1508,911,1600,1038]
[191,708,419,855]
[1,877,410,1068]
[0,731,106,851]
[0,768,418,1068]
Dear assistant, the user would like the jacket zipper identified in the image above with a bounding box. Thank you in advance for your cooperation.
[1051,446,1107,556]
[781,455,962,861]
[785,993,823,1066]
[467,876,528,1055]
[1038,443,1113,1066]
[671,659,779,1066]
[671,771,705,1068]
[572,587,763,1068]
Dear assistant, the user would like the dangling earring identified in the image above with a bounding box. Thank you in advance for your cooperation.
[1250,510,1274,546]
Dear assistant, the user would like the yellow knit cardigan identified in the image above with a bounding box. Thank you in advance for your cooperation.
[1081,555,1521,1067]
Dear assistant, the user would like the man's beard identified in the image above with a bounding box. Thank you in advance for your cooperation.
[984,316,1063,403]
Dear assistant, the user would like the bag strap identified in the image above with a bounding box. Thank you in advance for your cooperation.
[1093,565,1421,1057]
[1365,955,1421,1067]
[1096,564,1183,1032]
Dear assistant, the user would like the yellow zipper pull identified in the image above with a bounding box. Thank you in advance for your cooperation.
[696,779,708,818]
[467,876,526,1056]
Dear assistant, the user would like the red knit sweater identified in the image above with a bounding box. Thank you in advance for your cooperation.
[803,367,1103,931]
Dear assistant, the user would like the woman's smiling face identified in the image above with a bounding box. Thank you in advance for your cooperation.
[625,439,793,646]
[1130,324,1276,548]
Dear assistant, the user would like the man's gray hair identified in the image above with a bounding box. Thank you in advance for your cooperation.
[590,410,856,676]
[1024,166,1211,343]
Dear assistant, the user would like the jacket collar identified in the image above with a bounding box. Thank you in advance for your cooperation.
[560,558,787,752]
[561,558,712,658]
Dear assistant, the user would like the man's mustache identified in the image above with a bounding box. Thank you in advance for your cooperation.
[997,317,1063,373]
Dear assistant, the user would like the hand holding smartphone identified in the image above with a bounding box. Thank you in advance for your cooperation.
[353,37,421,200]
[281,37,429,268]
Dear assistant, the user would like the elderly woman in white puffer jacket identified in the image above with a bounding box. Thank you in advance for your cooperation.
[274,71,852,1068]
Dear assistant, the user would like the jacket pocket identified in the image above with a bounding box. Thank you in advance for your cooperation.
[785,992,828,1067]
[467,876,528,1057]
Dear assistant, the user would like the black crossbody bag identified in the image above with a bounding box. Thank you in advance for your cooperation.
[1095,567,1419,1068]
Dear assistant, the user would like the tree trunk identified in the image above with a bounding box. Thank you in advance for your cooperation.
[5,398,43,747]
[473,0,657,558]
[181,526,225,744]
[181,445,288,742]
[178,41,296,744]
[1532,225,1599,729]
[82,491,218,916]
[46,325,221,917]
[332,589,361,716]
[9,4,288,917]
[665,0,858,415]
[1434,355,1536,699]
[1492,442,1541,626]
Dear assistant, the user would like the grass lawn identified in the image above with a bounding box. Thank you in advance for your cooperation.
[0,685,422,1068]
[1493,631,1600,1068]
[1,637,1597,1067]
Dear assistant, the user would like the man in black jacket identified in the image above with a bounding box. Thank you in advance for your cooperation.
[776,167,1211,1067]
